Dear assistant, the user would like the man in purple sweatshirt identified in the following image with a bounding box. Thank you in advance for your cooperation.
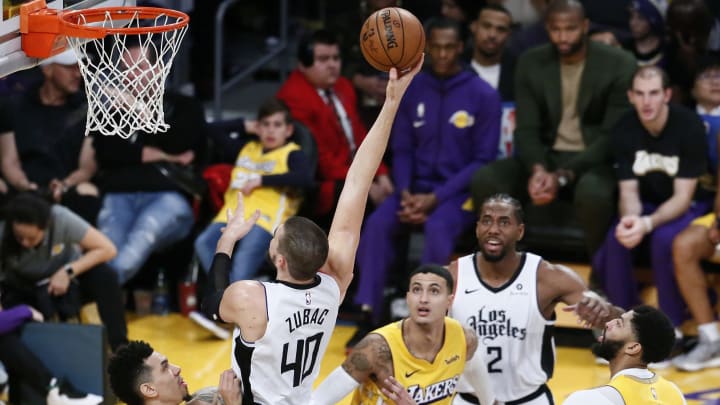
[348,17,502,347]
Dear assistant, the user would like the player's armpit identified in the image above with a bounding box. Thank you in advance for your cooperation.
[219,280,267,338]
[322,243,356,300]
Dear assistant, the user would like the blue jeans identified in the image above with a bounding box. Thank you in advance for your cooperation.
[194,222,272,282]
[98,191,194,284]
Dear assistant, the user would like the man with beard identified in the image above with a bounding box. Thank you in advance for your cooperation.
[312,265,494,405]
[469,4,516,101]
[562,306,686,404]
[471,0,636,261]
[449,193,623,405]
[592,66,712,350]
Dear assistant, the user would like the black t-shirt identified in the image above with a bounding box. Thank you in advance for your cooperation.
[613,104,709,205]
[1,84,87,186]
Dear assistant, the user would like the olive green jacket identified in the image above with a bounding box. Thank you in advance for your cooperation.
[513,41,637,175]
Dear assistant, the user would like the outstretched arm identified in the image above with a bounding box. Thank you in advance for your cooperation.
[201,193,261,322]
[324,57,424,298]
[538,262,624,328]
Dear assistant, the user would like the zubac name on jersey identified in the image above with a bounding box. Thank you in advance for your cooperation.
[284,307,331,333]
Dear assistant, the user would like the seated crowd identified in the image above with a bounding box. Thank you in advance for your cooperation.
[1,0,720,403]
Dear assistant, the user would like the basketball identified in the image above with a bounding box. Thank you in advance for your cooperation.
[359,7,425,73]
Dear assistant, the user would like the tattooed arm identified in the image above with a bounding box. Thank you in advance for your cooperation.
[310,333,394,405]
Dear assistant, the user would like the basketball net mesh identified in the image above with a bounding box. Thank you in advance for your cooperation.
[66,10,188,138]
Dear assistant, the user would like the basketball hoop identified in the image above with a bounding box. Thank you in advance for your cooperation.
[20,0,189,138]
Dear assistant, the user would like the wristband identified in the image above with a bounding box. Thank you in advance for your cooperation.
[641,216,653,233]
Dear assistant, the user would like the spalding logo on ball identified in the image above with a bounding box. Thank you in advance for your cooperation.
[359,7,425,73]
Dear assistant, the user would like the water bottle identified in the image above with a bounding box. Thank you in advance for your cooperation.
[178,257,199,316]
[151,268,170,315]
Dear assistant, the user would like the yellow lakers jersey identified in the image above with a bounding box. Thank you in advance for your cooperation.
[214,141,302,233]
[351,318,467,405]
[608,373,685,404]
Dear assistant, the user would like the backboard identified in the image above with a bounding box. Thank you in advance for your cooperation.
[0,0,135,78]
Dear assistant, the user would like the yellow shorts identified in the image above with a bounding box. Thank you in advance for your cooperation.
[691,213,720,263]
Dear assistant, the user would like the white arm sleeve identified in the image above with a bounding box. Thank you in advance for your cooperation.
[310,366,361,405]
[463,351,495,405]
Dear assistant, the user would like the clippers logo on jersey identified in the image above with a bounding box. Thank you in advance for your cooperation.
[448,110,475,129]
[466,306,527,343]
[632,150,679,176]
[284,308,330,333]
[406,375,460,405]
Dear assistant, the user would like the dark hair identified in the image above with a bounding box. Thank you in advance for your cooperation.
[477,4,513,21]
[695,54,720,82]
[3,193,52,228]
[666,0,713,49]
[278,217,329,281]
[408,264,454,293]
[545,0,586,21]
[424,17,463,41]
[632,65,670,89]
[481,193,524,224]
[1,193,53,258]
[298,29,340,67]
[108,341,154,405]
[451,0,483,23]
[630,305,675,364]
[257,98,292,123]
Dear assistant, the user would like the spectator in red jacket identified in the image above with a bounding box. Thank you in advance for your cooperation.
[277,29,392,227]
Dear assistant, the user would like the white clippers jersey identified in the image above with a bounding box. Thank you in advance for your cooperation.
[450,252,555,402]
[231,272,340,405]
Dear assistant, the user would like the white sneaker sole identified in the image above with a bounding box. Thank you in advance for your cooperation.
[189,311,231,340]
[673,357,720,372]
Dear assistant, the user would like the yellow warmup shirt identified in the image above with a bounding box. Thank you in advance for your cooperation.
[351,318,467,405]
[608,373,685,404]
[214,141,302,233]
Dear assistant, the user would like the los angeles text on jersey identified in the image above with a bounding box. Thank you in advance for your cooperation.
[284,307,331,333]
[466,307,526,341]
[407,376,460,405]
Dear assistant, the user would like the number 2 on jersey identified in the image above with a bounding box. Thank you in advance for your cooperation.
[281,332,324,386]
[487,346,502,373]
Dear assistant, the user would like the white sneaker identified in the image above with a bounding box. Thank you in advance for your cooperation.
[46,379,102,405]
[672,340,720,372]
[189,311,231,340]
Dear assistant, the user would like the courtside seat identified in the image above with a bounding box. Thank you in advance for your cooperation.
[520,200,588,262]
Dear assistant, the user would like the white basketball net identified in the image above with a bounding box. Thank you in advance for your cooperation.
[65,10,188,139]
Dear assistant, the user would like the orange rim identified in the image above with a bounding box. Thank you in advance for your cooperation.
[61,6,189,37]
